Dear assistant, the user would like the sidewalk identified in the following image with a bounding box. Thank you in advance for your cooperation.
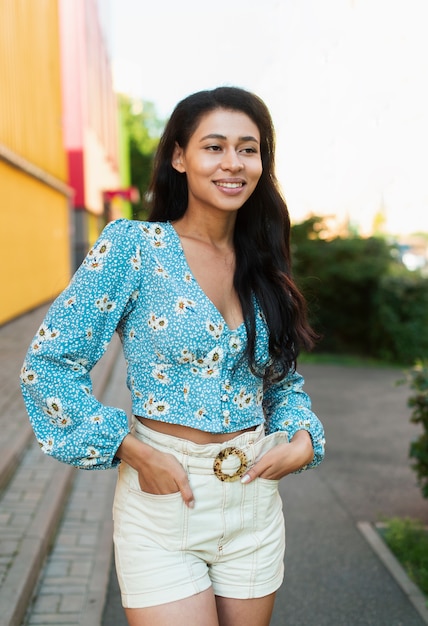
[1,305,428,625]
[0,304,124,626]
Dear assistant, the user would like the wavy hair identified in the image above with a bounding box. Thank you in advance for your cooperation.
[148,86,317,382]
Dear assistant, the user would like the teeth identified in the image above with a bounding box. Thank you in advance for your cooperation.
[216,182,243,189]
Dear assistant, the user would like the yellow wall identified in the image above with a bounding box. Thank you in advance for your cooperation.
[0,0,66,177]
[0,0,70,324]
[0,162,70,325]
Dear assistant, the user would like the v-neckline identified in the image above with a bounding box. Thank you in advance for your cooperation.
[167,222,245,334]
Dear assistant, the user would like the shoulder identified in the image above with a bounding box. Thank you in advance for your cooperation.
[100,218,140,240]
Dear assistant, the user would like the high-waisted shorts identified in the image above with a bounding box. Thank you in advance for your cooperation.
[112,418,288,608]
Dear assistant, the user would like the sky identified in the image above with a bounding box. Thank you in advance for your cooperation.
[109,0,428,236]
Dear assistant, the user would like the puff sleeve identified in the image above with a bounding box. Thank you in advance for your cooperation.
[263,369,326,469]
[20,219,142,469]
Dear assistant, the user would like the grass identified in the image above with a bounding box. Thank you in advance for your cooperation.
[299,351,403,368]
[379,517,428,597]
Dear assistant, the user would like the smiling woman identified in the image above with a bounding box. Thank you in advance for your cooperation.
[20,86,325,626]
[171,109,263,222]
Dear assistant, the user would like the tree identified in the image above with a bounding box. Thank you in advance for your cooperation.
[119,95,164,220]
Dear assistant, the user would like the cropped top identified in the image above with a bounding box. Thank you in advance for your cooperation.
[20,219,325,470]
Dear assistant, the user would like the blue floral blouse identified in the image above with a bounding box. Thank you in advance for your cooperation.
[20,219,325,470]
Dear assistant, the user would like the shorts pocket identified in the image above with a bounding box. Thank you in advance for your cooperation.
[254,476,283,531]
[115,463,187,551]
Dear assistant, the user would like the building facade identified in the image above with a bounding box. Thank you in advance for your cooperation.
[59,0,121,268]
[0,0,71,325]
[0,0,128,325]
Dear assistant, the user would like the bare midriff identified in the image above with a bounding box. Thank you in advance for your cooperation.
[135,416,257,444]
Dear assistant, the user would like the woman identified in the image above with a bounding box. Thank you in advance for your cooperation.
[21,86,325,626]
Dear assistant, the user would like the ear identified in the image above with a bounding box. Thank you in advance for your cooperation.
[172,143,186,173]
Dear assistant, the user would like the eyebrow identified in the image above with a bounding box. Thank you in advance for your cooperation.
[199,133,259,143]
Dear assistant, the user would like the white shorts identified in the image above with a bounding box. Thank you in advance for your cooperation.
[112,419,287,609]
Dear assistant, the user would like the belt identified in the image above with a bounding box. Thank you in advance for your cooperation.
[213,446,248,482]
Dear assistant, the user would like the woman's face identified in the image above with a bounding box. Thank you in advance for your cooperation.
[172,108,263,216]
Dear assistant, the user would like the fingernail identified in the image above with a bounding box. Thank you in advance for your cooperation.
[188,499,195,508]
[241,474,250,484]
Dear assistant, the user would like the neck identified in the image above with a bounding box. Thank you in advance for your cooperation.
[173,210,237,249]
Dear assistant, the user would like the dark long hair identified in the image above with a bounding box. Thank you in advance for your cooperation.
[148,86,317,383]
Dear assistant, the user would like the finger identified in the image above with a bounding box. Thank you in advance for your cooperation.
[174,473,195,508]
[240,464,261,484]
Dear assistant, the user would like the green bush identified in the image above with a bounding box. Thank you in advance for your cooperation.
[291,217,428,365]
[399,361,428,498]
[371,276,428,363]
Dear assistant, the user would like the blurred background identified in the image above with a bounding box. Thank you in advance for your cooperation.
[1,0,427,364]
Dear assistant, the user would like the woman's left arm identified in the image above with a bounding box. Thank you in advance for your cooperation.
[241,370,325,483]
[263,369,326,471]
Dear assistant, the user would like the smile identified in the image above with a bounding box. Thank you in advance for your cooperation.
[214,182,244,189]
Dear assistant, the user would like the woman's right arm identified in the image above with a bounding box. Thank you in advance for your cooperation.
[20,219,141,470]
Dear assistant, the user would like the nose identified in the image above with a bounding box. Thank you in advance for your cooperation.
[221,148,244,172]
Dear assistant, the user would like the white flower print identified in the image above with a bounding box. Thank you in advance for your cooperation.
[223,380,232,393]
[256,386,263,405]
[20,365,37,385]
[154,260,169,279]
[184,271,192,284]
[84,239,112,271]
[130,245,142,271]
[194,407,207,420]
[148,313,168,331]
[31,340,42,353]
[51,413,73,428]
[143,394,170,417]
[95,294,116,313]
[71,357,89,373]
[89,414,103,425]
[36,323,60,341]
[233,388,253,409]
[39,437,54,454]
[128,328,137,340]
[81,385,91,396]
[84,256,104,271]
[183,383,190,400]
[151,363,172,385]
[43,397,71,426]
[178,348,196,364]
[174,297,195,315]
[85,327,93,340]
[140,223,166,248]
[194,347,224,378]
[94,239,112,257]
[64,295,76,308]
[229,335,242,352]
[206,320,224,339]
[80,447,100,467]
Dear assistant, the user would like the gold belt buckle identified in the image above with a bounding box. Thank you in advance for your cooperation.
[213,446,248,482]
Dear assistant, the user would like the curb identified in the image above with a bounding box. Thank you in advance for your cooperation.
[0,464,75,626]
[358,521,428,625]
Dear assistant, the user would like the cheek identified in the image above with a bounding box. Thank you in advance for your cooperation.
[250,162,263,186]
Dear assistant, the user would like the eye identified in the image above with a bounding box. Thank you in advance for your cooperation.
[205,145,222,151]
[241,147,258,154]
